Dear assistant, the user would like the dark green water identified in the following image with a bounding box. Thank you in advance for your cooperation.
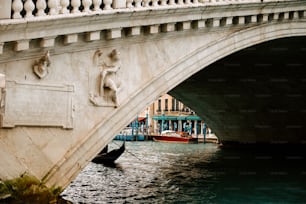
[61,142,306,203]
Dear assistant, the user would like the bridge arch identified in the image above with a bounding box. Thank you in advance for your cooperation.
[159,21,306,98]
[44,20,306,188]
[129,21,306,142]
[168,23,306,144]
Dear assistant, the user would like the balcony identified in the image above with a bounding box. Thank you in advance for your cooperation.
[1,0,284,21]
[0,0,303,55]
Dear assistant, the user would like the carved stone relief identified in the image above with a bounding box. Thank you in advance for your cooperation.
[33,51,51,79]
[90,49,122,108]
[0,73,5,117]
[1,81,74,129]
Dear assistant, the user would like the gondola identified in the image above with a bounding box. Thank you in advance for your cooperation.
[92,142,125,164]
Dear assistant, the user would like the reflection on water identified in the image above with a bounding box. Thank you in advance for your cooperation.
[61,142,306,203]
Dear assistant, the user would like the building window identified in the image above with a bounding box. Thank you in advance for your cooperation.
[176,100,180,111]
[172,98,175,111]
[165,99,168,111]
[157,99,161,112]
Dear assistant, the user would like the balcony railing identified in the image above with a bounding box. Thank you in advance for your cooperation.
[1,0,293,20]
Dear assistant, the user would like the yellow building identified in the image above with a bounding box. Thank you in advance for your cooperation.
[139,94,207,136]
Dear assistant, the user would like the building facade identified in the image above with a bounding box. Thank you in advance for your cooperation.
[139,94,207,136]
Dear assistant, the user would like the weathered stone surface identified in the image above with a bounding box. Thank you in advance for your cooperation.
[0,74,4,88]
[0,2,11,19]
[1,81,74,129]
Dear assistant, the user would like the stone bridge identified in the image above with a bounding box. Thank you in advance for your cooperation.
[0,0,306,189]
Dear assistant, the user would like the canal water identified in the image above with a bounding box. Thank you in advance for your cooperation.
[61,142,306,203]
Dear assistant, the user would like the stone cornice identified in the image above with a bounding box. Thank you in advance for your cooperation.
[0,0,305,55]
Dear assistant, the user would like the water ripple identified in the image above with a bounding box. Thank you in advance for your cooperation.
[62,142,306,203]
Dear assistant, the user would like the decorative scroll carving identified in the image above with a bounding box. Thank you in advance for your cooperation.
[90,49,122,108]
[1,81,74,129]
[33,51,51,79]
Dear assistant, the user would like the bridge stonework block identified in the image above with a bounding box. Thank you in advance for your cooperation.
[284,12,290,20]
[1,81,74,129]
[251,15,257,23]
[107,28,122,39]
[0,1,11,19]
[14,40,30,51]
[273,13,280,21]
[64,34,78,44]
[86,31,101,41]
[161,23,176,32]
[196,20,206,29]
[40,37,56,48]
[238,16,244,25]
[263,14,269,22]
[148,25,160,34]
[213,18,221,27]
[182,21,191,30]
[292,11,299,19]
[113,0,127,8]
[128,27,141,36]
[226,17,233,26]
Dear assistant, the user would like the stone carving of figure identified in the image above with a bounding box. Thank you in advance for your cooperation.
[90,49,122,108]
[99,49,121,106]
[33,51,51,79]
[0,73,5,109]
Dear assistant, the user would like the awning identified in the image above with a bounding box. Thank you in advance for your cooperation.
[137,117,146,122]
[152,115,202,121]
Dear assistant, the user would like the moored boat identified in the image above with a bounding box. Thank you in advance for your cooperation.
[194,133,219,143]
[205,133,219,143]
[152,130,197,144]
[114,134,145,141]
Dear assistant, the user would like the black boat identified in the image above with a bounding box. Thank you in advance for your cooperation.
[92,142,125,164]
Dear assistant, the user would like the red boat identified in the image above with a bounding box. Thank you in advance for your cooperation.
[152,130,198,144]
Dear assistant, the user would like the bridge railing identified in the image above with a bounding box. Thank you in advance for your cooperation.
[2,0,290,20]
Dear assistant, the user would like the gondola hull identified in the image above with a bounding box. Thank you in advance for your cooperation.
[92,142,125,164]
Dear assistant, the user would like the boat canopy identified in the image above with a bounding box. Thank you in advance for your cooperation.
[152,115,202,121]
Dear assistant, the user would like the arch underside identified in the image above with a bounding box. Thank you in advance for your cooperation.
[168,22,306,144]
[44,20,306,188]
